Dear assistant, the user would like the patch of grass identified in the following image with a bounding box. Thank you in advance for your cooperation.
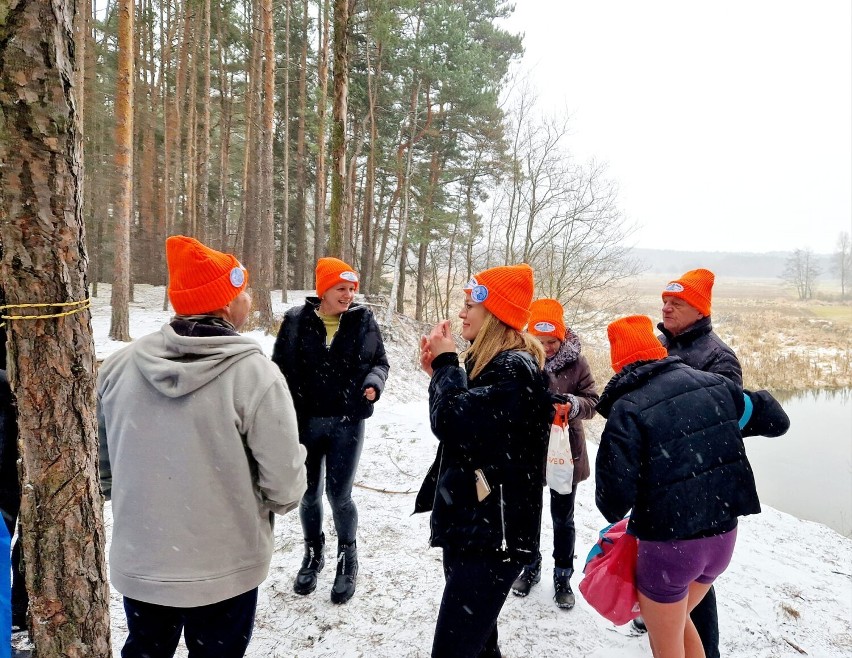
[809,305,852,324]
[780,602,801,620]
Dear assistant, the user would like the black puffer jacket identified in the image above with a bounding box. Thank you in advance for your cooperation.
[272,299,389,421]
[414,350,553,561]
[658,316,743,387]
[595,356,760,541]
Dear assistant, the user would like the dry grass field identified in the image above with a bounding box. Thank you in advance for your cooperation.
[580,274,852,394]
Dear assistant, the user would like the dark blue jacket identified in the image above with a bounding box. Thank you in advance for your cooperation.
[272,299,389,422]
[414,350,552,561]
[595,356,760,541]
[658,316,743,387]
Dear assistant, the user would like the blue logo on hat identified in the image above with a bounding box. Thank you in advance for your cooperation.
[664,282,684,292]
[471,284,489,303]
[230,266,246,288]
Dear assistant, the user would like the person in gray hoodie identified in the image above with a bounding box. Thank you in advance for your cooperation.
[98,236,307,658]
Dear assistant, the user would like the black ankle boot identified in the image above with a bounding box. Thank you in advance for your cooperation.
[511,554,542,597]
[330,540,358,604]
[293,533,325,595]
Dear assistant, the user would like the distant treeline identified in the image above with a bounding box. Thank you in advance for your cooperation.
[632,248,836,279]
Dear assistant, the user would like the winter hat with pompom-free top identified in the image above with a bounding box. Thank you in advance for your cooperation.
[463,264,535,331]
[528,298,567,342]
[316,257,359,298]
[166,235,248,315]
[607,315,668,373]
[662,268,714,317]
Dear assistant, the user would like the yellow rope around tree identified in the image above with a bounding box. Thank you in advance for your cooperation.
[0,299,91,327]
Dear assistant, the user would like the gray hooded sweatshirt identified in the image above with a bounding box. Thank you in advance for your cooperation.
[98,323,307,607]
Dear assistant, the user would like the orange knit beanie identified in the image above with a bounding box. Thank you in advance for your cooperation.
[528,298,566,342]
[607,315,668,373]
[662,268,714,317]
[316,257,359,298]
[166,235,248,315]
[463,263,534,331]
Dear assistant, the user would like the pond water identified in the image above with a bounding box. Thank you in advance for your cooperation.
[744,389,852,538]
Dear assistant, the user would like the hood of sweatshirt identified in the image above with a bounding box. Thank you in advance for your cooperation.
[131,323,265,398]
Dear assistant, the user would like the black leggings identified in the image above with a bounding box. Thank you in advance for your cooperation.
[299,416,365,544]
[431,548,523,658]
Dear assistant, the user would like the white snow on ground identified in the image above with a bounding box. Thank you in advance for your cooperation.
[92,285,852,657]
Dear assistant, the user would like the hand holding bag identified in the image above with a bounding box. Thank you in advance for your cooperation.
[579,517,640,626]
[545,422,574,494]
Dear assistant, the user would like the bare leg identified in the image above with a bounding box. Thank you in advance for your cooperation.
[685,582,713,658]
[638,592,689,658]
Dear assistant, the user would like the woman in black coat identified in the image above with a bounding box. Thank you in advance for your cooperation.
[595,315,760,658]
[415,264,553,658]
[272,257,389,605]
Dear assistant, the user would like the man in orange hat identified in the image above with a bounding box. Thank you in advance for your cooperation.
[658,268,742,387]
[653,268,741,657]
[98,236,307,658]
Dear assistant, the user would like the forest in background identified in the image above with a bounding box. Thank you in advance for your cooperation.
[80,0,639,339]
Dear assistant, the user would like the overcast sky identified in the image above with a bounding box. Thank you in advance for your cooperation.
[501,0,851,254]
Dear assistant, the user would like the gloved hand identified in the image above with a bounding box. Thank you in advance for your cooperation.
[553,402,572,427]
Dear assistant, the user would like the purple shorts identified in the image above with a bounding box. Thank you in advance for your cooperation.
[636,527,737,604]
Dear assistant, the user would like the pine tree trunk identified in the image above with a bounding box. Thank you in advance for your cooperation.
[360,39,381,293]
[314,0,331,262]
[328,0,352,258]
[239,0,262,282]
[197,0,212,243]
[0,1,112,654]
[255,0,276,326]
[110,0,134,342]
[293,0,309,289]
[216,2,233,250]
[279,0,291,300]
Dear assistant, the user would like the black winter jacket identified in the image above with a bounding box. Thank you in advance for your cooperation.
[272,299,389,421]
[658,316,743,387]
[595,356,760,541]
[414,349,553,561]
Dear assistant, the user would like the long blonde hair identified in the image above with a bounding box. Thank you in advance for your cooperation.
[462,311,545,380]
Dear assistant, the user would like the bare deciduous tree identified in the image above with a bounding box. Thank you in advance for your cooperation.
[833,232,851,299]
[783,248,821,300]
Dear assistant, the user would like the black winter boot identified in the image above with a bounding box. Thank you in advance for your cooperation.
[511,554,542,597]
[293,534,325,595]
[553,568,575,609]
[330,541,358,604]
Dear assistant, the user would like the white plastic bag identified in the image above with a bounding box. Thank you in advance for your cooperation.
[546,424,574,495]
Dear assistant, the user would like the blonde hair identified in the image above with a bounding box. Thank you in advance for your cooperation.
[462,311,545,380]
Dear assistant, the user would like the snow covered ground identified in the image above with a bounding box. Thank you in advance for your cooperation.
[91,285,852,658]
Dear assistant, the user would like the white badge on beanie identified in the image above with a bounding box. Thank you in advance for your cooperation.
[471,285,488,303]
[664,282,684,292]
[534,321,556,333]
[340,270,358,283]
[230,266,246,288]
